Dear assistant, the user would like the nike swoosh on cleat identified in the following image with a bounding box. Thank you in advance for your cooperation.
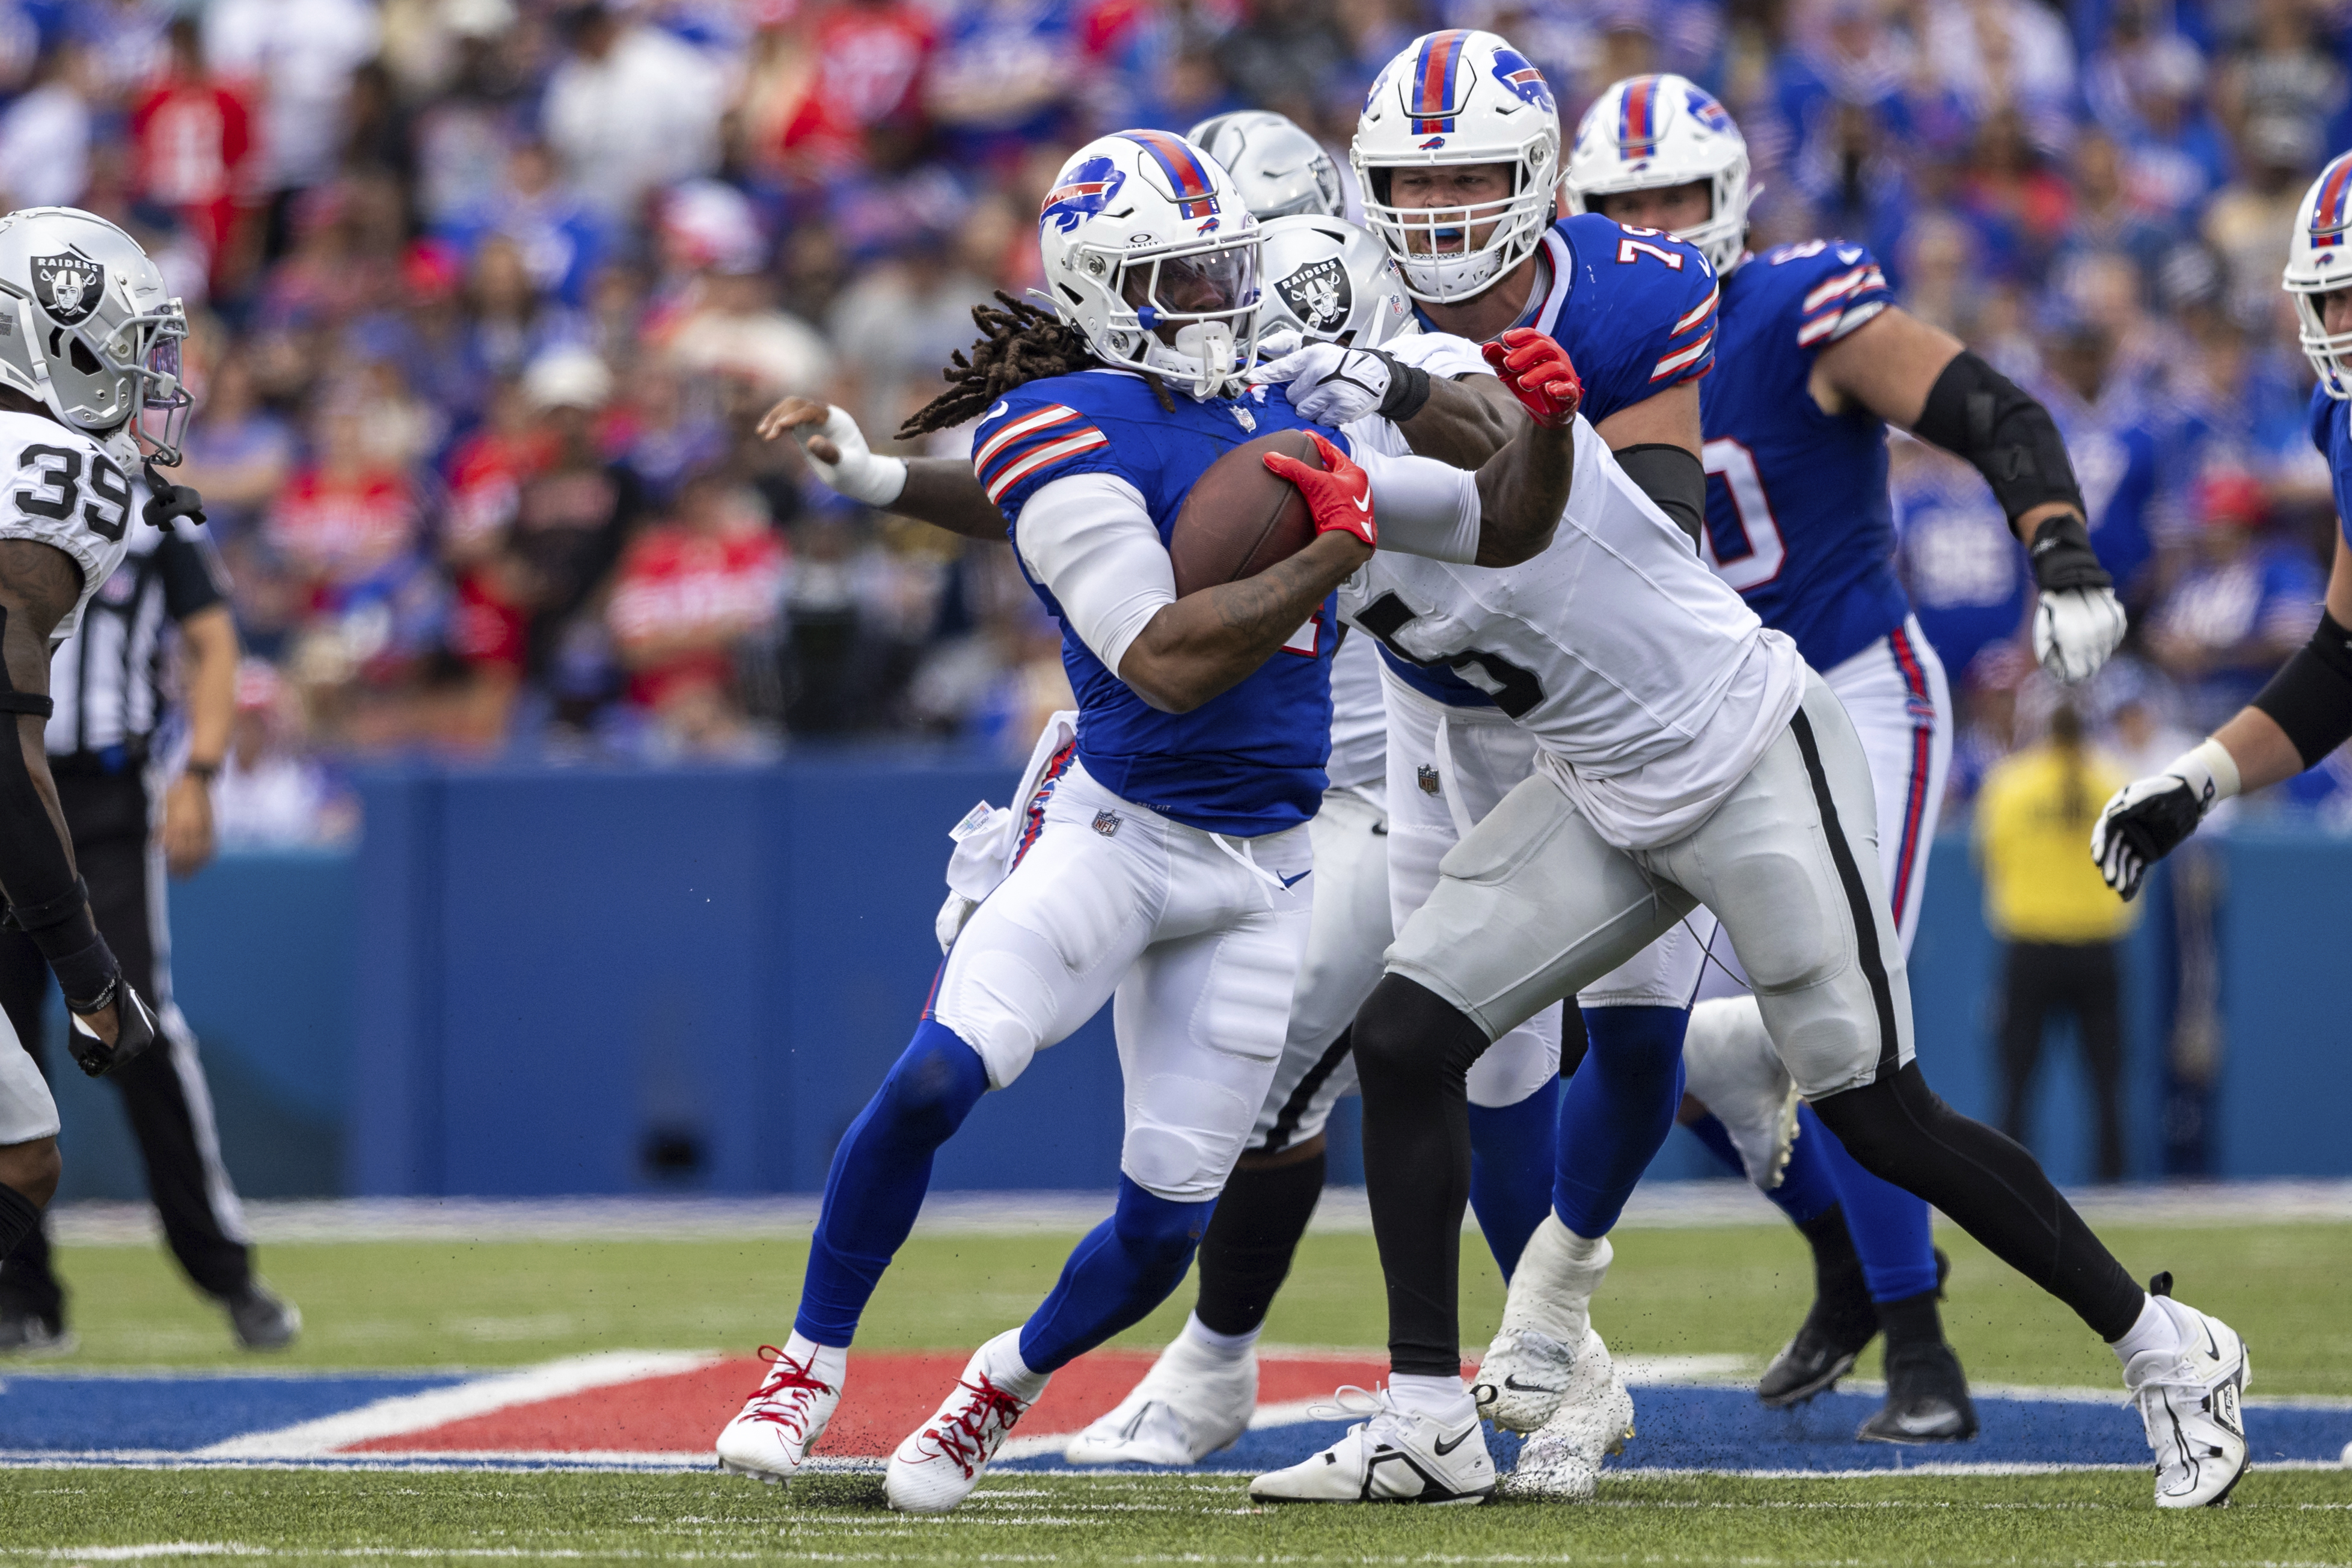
[1433,1430,1471,1456]
[1502,1376,1564,1393]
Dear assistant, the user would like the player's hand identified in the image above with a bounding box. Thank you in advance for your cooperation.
[2033,586,2127,684]
[2092,773,2206,901]
[759,399,907,506]
[66,980,158,1078]
[1264,432,1375,550]
[1481,328,1582,429]
[1251,343,1400,426]
[936,891,978,954]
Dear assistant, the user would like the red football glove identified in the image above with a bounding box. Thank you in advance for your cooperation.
[1264,431,1376,549]
[1482,327,1584,429]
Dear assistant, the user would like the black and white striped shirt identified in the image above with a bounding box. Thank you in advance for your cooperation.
[44,516,230,763]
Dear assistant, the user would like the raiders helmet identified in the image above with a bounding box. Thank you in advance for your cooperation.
[0,208,191,463]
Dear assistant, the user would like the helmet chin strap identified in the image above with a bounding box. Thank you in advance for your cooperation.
[1174,320,1239,397]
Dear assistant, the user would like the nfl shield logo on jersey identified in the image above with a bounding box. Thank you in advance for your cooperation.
[1276,257,1352,335]
[1416,765,1442,796]
[31,250,102,324]
[1092,810,1122,838]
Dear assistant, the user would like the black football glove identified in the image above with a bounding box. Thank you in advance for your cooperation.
[66,978,159,1077]
[2090,773,2207,902]
[142,462,207,530]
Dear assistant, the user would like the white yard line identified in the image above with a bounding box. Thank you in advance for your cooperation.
[194,1351,719,1459]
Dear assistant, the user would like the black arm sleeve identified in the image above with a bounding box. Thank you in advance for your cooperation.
[1613,443,1707,549]
[0,604,115,1008]
[2251,610,2352,768]
[158,533,230,622]
[1912,350,2086,525]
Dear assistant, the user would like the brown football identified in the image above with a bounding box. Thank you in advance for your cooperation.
[1168,430,1321,597]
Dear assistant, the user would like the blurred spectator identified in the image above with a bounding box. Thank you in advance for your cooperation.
[607,472,786,755]
[541,1,727,219]
[206,0,382,240]
[437,140,609,308]
[2033,299,2162,605]
[129,19,261,293]
[267,398,426,596]
[0,44,93,210]
[509,346,643,721]
[1895,435,2028,686]
[1973,700,2139,1182]
[175,354,296,541]
[212,660,360,849]
[926,0,1080,169]
[2144,468,2325,731]
[774,0,938,172]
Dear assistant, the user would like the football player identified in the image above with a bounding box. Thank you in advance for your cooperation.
[1504,74,2130,1453]
[0,209,195,1276]
[712,129,1582,1513]
[2094,151,2352,899]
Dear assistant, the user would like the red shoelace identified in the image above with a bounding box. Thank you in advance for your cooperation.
[919,1373,1027,1478]
[742,1346,835,1438]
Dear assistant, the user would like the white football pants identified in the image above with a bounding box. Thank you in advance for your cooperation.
[0,994,57,1145]
[929,753,1314,1202]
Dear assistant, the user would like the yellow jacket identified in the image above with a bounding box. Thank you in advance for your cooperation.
[1973,743,2141,944]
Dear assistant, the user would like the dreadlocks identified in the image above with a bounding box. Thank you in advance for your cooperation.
[899,291,1175,439]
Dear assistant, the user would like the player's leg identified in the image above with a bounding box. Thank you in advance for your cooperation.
[1254,774,1692,1504]
[1671,677,2245,1507]
[0,918,63,1352]
[1067,785,1388,1466]
[0,998,58,1312]
[888,813,1313,1511]
[717,757,1156,1486]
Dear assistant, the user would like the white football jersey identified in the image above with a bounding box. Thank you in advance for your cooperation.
[1341,410,1806,851]
[0,411,140,646]
[1325,628,1386,791]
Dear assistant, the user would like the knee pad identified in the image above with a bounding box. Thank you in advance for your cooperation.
[1123,1073,1255,1202]
[874,1021,989,1148]
[1112,1175,1215,1278]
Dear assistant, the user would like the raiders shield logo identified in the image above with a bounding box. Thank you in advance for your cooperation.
[1092,810,1122,838]
[1416,765,1442,797]
[32,251,103,325]
[1276,256,1352,335]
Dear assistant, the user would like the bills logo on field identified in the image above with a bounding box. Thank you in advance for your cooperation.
[1276,257,1352,335]
[1092,810,1121,838]
[32,251,102,324]
[1417,765,1442,796]
[1041,158,1125,235]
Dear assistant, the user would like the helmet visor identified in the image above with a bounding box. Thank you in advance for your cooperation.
[1125,242,1260,336]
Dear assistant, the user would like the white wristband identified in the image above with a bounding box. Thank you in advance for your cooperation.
[799,406,909,507]
[2169,737,2241,814]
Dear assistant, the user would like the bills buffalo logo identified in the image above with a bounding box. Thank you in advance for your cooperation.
[1276,257,1352,335]
[1092,810,1122,838]
[1042,158,1126,234]
[1685,86,1735,133]
[32,251,101,325]
[1490,49,1555,114]
[1419,136,1448,150]
[1416,765,1442,797]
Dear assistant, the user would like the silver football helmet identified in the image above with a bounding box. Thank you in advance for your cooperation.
[0,208,191,463]
[1188,111,1344,221]
[1257,215,1416,349]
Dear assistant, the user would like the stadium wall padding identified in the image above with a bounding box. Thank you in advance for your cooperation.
[47,767,2352,1201]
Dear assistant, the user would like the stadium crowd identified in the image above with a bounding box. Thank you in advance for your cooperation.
[13,0,2352,840]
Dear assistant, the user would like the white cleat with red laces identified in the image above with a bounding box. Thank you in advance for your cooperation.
[885,1330,1047,1513]
[715,1343,844,1484]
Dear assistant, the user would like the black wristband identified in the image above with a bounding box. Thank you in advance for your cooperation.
[2251,610,2352,768]
[31,902,119,1011]
[2028,512,2112,593]
[1375,354,1432,423]
[2,874,89,933]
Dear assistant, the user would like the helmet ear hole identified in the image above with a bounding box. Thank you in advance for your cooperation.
[67,337,100,376]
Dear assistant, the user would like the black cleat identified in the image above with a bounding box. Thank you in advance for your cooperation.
[226,1282,301,1350]
[0,1299,76,1357]
[1857,1339,1979,1444]
[1759,1207,1878,1408]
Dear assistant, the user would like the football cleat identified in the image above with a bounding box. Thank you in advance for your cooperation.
[1472,1215,1611,1432]
[2125,1275,2250,1509]
[715,1344,842,1484]
[1064,1332,1256,1465]
[1249,1387,1495,1505]
[0,1300,76,1358]
[1680,996,1799,1188]
[884,1332,1041,1513]
[225,1283,301,1351]
[1505,1327,1635,1501]
[1857,1339,1978,1444]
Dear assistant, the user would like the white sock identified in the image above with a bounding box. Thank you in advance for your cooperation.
[1561,1223,1607,1260]
[785,1331,848,1387]
[1180,1312,1260,1363]
[2109,1293,2175,1365]
[977,1326,1052,1403]
[1389,1372,1475,1424]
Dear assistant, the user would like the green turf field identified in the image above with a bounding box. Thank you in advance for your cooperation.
[40,1219,2352,1395]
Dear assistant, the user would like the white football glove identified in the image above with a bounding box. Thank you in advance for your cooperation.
[795,405,908,507]
[935,891,978,954]
[1249,342,1397,426]
[2033,585,2128,684]
[2089,738,2239,901]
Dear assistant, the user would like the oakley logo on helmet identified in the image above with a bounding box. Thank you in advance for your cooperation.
[1277,256,1352,334]
[1042,157,1127,234]
[1491,49,1554,113]
[31,250,101,325]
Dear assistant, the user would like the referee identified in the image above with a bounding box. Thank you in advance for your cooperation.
[0,506,298,1353]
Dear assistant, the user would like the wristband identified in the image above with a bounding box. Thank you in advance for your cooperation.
[1375,355,1432,423]
[183,759,220,782]
[2168,738,2241,815]
[2027,512,2111,593]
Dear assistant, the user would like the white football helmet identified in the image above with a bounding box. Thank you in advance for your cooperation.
[1038,130,1261,399]
[1258,215,1416,349]
[0,207,189,462]
[1189,110,1345,221]
[2286,150,2352,399]
[1353,29,1561,304]
[1565,75,1751,274]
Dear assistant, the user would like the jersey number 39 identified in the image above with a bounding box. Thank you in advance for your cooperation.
[15,444,132,544]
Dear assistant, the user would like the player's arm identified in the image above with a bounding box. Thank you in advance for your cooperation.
[1592,379,1707,548]
[1249,341,1530,472]
[2092,531,2352,900]
[758,397,1006,541]
[162,603,237,878]
[0,541,153,1073]
[1815,307,2126,683]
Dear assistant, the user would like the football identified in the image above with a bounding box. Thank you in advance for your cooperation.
[1168,429,1322,596]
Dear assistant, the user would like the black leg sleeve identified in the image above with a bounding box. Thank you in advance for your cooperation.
[0,896,57,1316]
[1192,1142,1328,1338]
[1353,975,1495,1378]
[1809,1060,2144,1341]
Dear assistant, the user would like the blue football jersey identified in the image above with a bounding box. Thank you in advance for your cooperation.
[2309,383,2352,550]
[972,369,1343,837]
[2051,388,2161,604]
[1697,239,1911,674]
[1392,212,1720,707]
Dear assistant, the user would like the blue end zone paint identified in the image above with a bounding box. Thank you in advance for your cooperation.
[0,1373,465,1452]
